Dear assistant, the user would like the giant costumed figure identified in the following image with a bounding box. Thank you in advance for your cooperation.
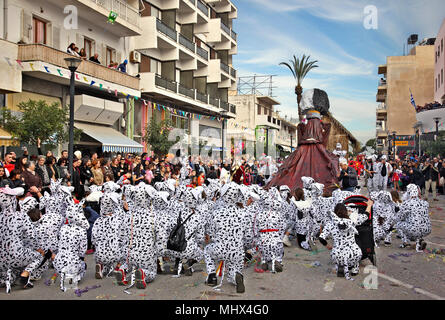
[266,89,339,190]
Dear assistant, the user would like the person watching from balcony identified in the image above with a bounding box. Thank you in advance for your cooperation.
[67,43,76,55]
[89,53,100,64]
[79,48,87,60]
[117,59,128,73]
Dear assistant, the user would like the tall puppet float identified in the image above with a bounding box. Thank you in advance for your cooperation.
[266,89,339,190]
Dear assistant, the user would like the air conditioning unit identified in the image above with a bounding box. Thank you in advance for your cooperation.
[130,51,141,64]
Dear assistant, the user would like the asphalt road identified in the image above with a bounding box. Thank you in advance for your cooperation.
[2,183,445,300]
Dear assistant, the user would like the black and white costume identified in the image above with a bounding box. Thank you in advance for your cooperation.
[394,184,431,252]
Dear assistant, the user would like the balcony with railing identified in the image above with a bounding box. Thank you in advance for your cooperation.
[220,62,230,74]
[220,101,229,111]
[221,21,230,35]
[87,0,140,29]
[155,75,177,93]
[178,34,196,53]
[18,43,140,90]
[178,83,195,99]
[197,46,209,60]
[196,91,209,104]
[230,67,236,78]
[197,0,209,16]
[231,29,237,41]
[188,0,196,5]
[156,19,177,42]
[209,96,220,108]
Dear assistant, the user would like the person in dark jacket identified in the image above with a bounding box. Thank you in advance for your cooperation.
[422,159,439,201]
[338,160,358,191]
[35,156,53,192]
[72,158,84,199]
[80,158,93,186]
[408,166,425,191]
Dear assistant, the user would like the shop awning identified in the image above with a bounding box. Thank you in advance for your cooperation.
[74,122,144,154]
[0,128,19,147]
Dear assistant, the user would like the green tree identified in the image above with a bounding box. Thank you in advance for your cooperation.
[0,99,82,149]
[279,54,319,120]
[422,132,445,157]
[143,118,180,157]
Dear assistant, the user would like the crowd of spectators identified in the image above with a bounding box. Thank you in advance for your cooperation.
[66,43,128,73]
[415,101,445,113]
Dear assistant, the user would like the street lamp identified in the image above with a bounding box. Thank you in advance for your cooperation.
[64,57,82,180]
[220,110,228,164]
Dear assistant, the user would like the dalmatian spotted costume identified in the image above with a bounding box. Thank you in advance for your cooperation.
[92,184,126,279]
[255,188,286,272]
[0,187,45,293]
[20,196,56,281]
[292,195,313,251]
[319,211,368,280]
[204,182,246,293]
[372,191,397,246]
[53,198,89,292]
[116,183,157,289]
[279,185,296,244]
[310,183,334,227]
[301,176,315,200]
[394,184,431,252]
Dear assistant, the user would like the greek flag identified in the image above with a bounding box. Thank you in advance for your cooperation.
[409,88,416,109]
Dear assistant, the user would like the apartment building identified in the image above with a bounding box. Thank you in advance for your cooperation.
[0,0,144,155]
[435,18,445,103]
[375,42,435,154]
[133,0,237,156]
[228,94,286,159]
[0,0,238,157]
[275,114,297,155]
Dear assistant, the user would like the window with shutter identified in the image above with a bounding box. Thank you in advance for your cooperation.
[33,17,47,44]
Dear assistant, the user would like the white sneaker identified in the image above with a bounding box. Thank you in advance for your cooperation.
[283,235,292,247]
[301,241,311,251]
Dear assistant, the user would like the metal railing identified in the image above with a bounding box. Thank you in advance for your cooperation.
[178,83,195,99]
[156,18,177,41]
[196,91,208,103]
[220,62,229,74]
[231,29,237,41]
[209,96,219,107]
[197,0,209,16]
[377,103,386,110]
[178,34,195,53]
[188,0,196,5]
[220,101,229,111]
[197,46,209,60]
[90,0,140,28]
[155,75,177,93]
[230,67,236,78]
[221,21,230,35]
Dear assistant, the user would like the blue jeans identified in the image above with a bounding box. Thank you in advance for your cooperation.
[343,187,355,192]
[84,206,99,243]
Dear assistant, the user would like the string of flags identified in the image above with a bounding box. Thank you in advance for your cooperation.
[1,56,224,122]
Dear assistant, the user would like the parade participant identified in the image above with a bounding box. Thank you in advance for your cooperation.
[292,188,313,251]
[395,184,431,252]
[318,201,370,280]
[204,182,245,293]
[377,155,392,191]
[267,89,339,190]
[372,191,396,247]
[53,198,89,292]
[0,186,47,293]
[93,182,125,279]
[255,187,286,272]
[364,155,377,193]
[280,185,295,247]
[333,142,347,164]
[301,176,315,200]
